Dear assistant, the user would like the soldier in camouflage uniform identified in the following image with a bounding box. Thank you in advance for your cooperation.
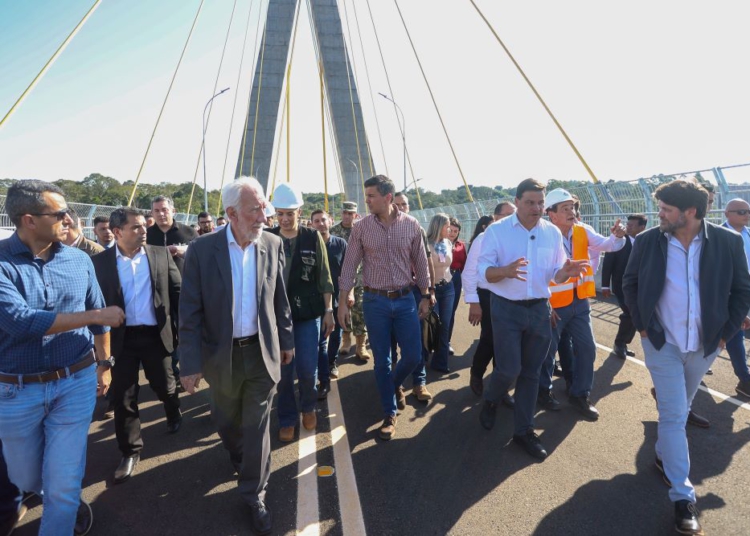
[330,202,370,361]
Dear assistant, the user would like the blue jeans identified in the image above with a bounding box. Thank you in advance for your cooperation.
[430,283,455,371]
[485,295,551,435]
[540,296,596,398]
[389,287,428,387]
[448,269,462,342]
[643,338,717,503]
[278,317,321,427]
[363,291,423,418]
[318,316,342,384]
[0,363,97,536]
[725,327,750,383]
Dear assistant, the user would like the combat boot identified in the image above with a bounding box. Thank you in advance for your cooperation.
[355,335,371,361]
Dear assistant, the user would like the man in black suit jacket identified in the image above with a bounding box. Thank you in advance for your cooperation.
[601,214,647,358]
[179,177,294,536]
[92,208,182,484]
[623,180,750,536]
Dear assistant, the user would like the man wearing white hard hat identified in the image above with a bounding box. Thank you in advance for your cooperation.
[268,183,335,443]
[541,188,626,420]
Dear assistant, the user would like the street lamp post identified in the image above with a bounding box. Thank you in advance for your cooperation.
[202,87,230,212]
[379,93,406,192]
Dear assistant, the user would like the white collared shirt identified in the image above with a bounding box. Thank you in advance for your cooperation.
[478,213,567,300]
[655,232,703,353]
[463,232,488,303]
[563,222,625,278]
[116,246,157,326]
[227,223,258,338]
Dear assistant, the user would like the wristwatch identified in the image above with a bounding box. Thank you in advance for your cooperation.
[421,294,432,300]
[325,308,334,314]
[96,356,115,368]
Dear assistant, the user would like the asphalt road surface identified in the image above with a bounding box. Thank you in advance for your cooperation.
[14,297,750,535]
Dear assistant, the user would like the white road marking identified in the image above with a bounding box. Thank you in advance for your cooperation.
[297,424,320,536]
[595,342,750,412]
[328,379,367,536]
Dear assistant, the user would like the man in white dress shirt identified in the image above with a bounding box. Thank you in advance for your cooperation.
[477,179,588,460]
[623,180,750,535]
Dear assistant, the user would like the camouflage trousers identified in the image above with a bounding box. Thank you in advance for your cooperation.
[344,286,367,336]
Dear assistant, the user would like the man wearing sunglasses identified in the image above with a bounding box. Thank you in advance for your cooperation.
[0,180,125,535]
[723,198,750,399]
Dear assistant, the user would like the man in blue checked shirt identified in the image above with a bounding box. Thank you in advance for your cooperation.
[0,180,124,536]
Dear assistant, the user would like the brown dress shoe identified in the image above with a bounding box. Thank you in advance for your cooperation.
[412,385,432,401]
[279,426,295,442]
[302,411,317,431]
[379,416,397,440]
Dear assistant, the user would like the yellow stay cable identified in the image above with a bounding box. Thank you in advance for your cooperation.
[128,0,206,206]
[468,0,599,184]
[340,0,373,176]
[320,62,329,212]
[217,0,258,215]
[393,0,474,202]
[187,0,241,216]
[363,0,417,189]
[350,0,389,177]
[236,0,267,181]
[338,16,366,189]
[247,20,269,177]
[0,0,103,131]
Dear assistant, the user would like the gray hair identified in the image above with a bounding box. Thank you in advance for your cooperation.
[222,176,266,213]
[426,213,450,244]
[151,195,174,208]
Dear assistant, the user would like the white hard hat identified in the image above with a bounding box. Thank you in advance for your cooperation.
[272,183,304,209]
[544,188,574,211]
[264,202,275,217]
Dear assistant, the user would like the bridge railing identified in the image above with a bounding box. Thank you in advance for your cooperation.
[410,164,750,243]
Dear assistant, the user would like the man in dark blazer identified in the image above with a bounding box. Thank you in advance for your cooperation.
[623,179,750,536]
[92,207,182,484]
[179,177,294,536]
[601,214,647,358]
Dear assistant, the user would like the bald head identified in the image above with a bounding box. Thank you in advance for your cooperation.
[725,198,750,232]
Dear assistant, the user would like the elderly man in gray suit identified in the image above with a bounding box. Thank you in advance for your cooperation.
[179,177,294,536]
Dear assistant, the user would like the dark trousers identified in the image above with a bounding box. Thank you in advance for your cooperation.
[470,288,495,378]
[485,295,552,435]
[211,342,276,505]
[557,330,574,383]
[614,292,636,346]
[318,315,342,384]
[111,327,180,457]
[448,269,463,342]
[0,441,21,529]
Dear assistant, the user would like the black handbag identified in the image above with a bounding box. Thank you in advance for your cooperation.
[421,308,442,353]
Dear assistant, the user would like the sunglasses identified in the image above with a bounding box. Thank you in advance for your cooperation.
[728,210,750,216]
[30,208,71,221]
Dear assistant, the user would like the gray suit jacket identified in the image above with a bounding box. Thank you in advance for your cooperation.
[622,221,750,357]
[179,227,294,388]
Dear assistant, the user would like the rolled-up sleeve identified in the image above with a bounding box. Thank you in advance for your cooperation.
[339,224,364,293]
[0,272,57,339]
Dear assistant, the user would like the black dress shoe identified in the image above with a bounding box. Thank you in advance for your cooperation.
[512,431,548,460]
[687,411,710,428]
[674,500,703,535]
[431,366,451,374]
[537,390,561,411]
[166,412,182,434]
[479,401,497,430]
[613,343,627,359]
[317,381,330,400]
[249,501,273,535]
[569,396,600,421]
[74,499,93,536]
[114,455,139,484]
[501,393,515,409]
[469,374,483,396]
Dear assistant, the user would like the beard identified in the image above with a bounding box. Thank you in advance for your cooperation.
[659,212,687,234]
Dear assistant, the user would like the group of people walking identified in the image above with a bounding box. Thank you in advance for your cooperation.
[1,174,748,536]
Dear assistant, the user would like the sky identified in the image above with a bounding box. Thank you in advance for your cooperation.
[1,0,749,199]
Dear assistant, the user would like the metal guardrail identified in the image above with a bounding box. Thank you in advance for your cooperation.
[410,164,750,242]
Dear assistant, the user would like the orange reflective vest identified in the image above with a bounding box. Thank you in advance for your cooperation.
[549,224,596,309]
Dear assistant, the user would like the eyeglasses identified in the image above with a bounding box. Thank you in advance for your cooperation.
[29,208,70,221]
[728,210,750,216]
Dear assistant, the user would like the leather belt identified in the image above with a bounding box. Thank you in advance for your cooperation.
[0,351,95,386]
[364,285,413,299]
[233,334,260,347]
[496,295,548,308]
[435,279,450,287]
